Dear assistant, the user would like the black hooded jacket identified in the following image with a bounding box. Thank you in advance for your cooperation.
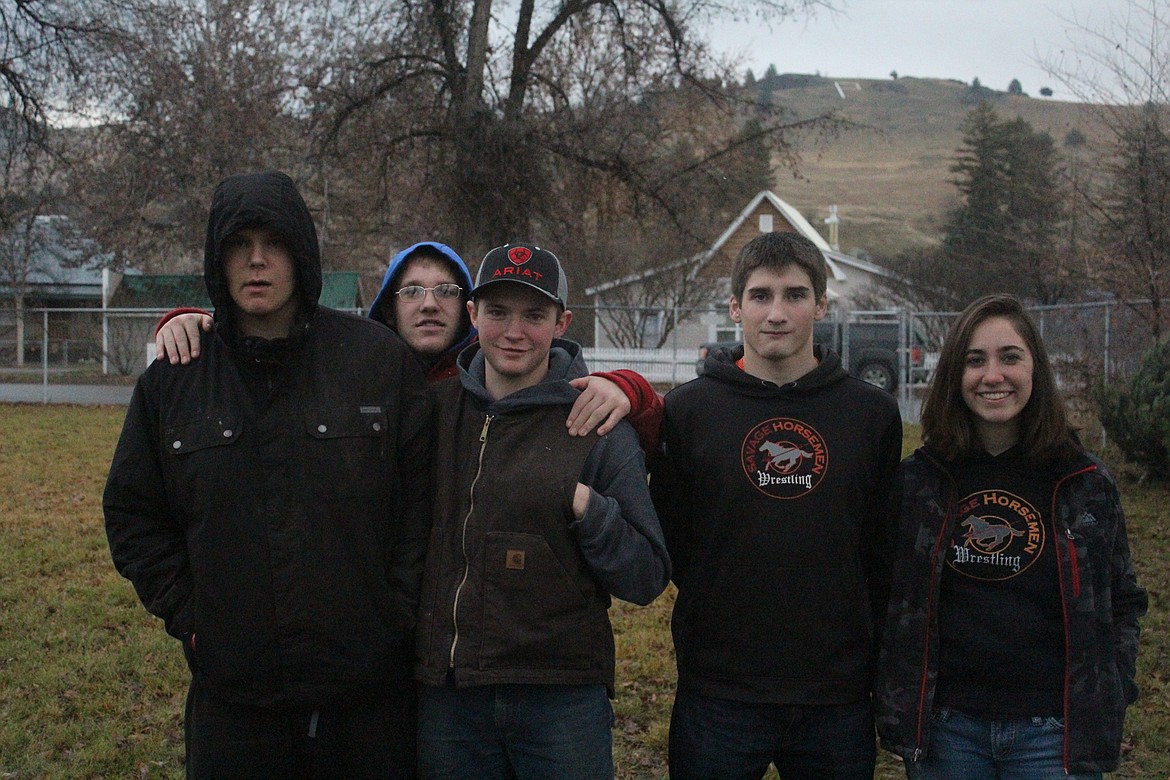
[104,171,431,708]
[650,345,902,705]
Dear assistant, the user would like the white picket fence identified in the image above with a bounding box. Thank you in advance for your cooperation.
[581,347,698,385]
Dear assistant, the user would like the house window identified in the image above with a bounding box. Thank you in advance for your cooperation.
[759,214,773,232]
[638,310,664,348]
[715,323,742,343]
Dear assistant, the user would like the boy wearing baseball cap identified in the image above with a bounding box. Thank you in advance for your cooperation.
[414,242,670,779]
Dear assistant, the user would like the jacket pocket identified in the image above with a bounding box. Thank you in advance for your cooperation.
[302,405,393,499]
[162,414,243,513]
[478,531,602,671]
[303,405,389,441]
[164,415,241,455]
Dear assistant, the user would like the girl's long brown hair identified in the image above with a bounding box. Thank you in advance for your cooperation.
[921,294,1080,462]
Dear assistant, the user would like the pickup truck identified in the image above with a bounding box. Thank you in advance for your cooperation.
[695,319,925,392]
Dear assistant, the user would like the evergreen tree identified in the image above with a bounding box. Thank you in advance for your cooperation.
[1098,105,1170,338]
[943,103,1068,303]
[1095,337,1170,482]
[1008,78,1024,95]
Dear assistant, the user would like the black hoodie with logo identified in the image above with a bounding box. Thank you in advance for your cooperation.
[650,345,902,705]
[104,171,431,708]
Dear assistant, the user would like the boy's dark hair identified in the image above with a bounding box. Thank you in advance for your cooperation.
[731,232,827,302]
[922,293,1080,461]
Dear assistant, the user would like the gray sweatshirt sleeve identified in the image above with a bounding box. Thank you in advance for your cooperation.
[570,420,671,606]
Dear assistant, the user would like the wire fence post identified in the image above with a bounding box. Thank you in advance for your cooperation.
[671,306,680,386]
[41,309,49,404]
[1103,304,1112,387]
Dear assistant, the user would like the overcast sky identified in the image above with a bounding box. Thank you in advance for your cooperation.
[707,0,1135,102]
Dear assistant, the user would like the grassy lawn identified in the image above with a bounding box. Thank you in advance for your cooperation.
[1,404,1166,778]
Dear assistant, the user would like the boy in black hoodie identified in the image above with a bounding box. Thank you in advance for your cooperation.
[104,171,430,778]
[650,232,902,779]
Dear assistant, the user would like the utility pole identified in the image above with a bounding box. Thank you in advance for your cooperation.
[824,205,840,251]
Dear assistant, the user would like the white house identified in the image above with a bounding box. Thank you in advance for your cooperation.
[584,191,891,349]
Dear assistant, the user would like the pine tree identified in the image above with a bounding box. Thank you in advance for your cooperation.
[942,103,1067,303]
[1095,338,1170,482]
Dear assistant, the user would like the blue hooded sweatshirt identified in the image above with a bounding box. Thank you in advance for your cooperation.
[368,241,477,382]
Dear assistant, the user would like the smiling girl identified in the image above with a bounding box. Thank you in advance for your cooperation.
[876,294,1148,779]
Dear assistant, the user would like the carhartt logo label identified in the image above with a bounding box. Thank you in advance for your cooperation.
[508,247,532,265]
[740,418,827,499]
[506,550,526,570]
[949,490,1044,580]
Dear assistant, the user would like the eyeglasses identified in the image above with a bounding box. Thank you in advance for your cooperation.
[394,283,463,302]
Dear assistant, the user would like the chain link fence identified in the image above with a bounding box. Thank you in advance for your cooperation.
[2,301,1162,426]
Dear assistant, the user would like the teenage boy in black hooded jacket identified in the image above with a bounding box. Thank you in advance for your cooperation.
[651,232,902,779]
[103,170,429,778]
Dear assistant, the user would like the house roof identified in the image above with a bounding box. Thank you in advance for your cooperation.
[109,271,364,310]
[709,190,831,253]
[583,253,702,297]
[584,190,884,297]
[825,248,889,279]
[113,274,212,308]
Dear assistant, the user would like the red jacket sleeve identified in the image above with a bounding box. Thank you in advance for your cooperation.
[154,307,211,336]
[589,369,664,457]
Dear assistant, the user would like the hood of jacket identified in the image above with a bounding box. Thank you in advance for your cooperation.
[456,337,587,411]
[700,343,850,397]
[369,241,473,321]
[204,170,321,329]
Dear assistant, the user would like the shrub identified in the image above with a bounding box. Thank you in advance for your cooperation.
[1095,338,1170,481]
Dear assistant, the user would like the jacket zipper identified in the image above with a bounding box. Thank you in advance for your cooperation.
[1050,463,1096,773]
[1065,529,1081,596]
[914,500,953,760]
[448,414,494,670]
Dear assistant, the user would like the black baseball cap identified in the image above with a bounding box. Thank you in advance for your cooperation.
[471,243,569,307]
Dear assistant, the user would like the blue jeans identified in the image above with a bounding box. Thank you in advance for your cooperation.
[417,682,614,780]
[668,685,876,780]
[904,708,1103,780]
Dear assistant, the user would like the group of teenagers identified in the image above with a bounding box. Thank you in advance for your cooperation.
[103,170,1147,780]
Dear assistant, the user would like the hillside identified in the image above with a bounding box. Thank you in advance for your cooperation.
[761,75,1106,261]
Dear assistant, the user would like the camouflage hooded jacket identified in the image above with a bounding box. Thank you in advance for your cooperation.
[875,447,1148,773]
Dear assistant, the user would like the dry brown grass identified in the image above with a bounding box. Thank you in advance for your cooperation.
[3,406,1166,778]
[763,76,1107,259]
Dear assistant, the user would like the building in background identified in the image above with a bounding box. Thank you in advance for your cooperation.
[584,191,890,350]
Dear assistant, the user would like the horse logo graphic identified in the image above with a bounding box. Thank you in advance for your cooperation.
[961,515,1024,553]
[947,489,1044,581]
[740,418,827,499]
[758,441,815,474]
